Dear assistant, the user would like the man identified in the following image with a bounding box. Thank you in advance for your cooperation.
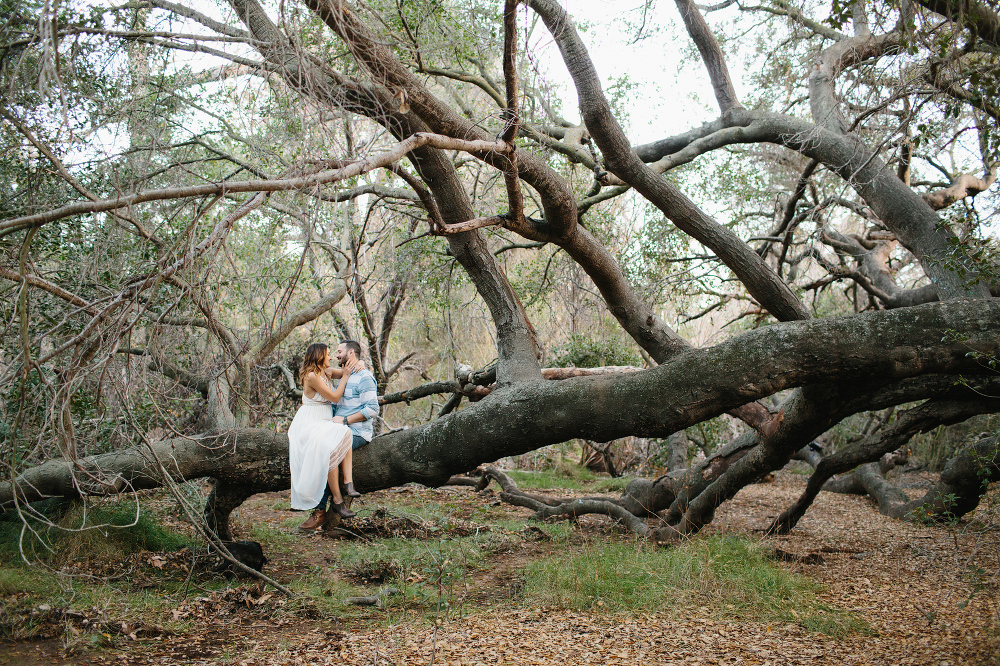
[332,340,380,452]
[300,340,379,530]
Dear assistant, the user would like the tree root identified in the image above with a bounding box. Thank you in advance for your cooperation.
[858,435,1000,521]
[475,466,666,540]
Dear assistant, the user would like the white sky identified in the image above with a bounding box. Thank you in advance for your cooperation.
[529,0,717,142]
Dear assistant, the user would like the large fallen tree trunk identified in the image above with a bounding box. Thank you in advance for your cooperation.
[0,431,291,541]
[3,300,999,539]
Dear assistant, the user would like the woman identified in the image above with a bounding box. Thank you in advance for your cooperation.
[288,343,359,528]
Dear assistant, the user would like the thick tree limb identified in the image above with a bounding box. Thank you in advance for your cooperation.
[809,33,902,134]
[674,0,743,113]
[854,434,1000,521]
[5,300,999,538]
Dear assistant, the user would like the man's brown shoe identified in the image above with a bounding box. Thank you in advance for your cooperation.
[299,509,326,530]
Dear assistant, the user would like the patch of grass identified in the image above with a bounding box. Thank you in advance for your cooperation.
[337,534,491,576]
[506,467,599,491]
[592,476,632,493]
[0,567,58,598]
[243,521,297,546]
[0,500,192,566]
[521,535,870,637]
[335,532,501,621]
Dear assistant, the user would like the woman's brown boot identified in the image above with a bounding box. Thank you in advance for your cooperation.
[332,502,356,519]
[298,509,326,530]
[344,482,361,498]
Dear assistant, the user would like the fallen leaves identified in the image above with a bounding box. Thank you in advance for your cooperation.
[3,476,998,665]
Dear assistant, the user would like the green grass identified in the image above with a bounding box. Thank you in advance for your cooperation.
[592,476,632,493]
[521,535,870,637]
[506,467,599,491]
[0,567,58,598]
[505,466,633,494]
[0,500,193,566]
[336,533,492,578]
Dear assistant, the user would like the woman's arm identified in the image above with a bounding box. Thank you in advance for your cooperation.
[306,361,357,403]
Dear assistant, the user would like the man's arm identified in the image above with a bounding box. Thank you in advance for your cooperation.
[340,372,379,427]
[356,372,380,423]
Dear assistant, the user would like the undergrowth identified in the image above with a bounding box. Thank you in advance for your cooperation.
[0,484,875,646]
[0,499,192,566]
[521,535,870,637]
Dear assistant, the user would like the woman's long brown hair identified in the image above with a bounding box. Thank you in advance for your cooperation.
[299,343,328,388]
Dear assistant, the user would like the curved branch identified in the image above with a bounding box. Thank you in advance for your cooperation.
[526,0,810,323]
[419,65,506,107]
[674,0,743,112]
[0,267,98,315]
[858,434,1000,520]
[767,387,1000,534]
[921,165,998,209]
[379,380,461,405]
[477,466,647,535]
[251,265,351,366]
[0,133,508,233]
[633,109,990,299]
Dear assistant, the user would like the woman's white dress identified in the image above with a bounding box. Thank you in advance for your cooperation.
[288,379,352,510]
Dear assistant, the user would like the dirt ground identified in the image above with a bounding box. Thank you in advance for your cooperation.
[1,471,998,665]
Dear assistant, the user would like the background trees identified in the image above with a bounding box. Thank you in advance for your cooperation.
[1,0,998,540]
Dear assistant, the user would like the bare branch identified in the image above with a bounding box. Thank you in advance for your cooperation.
[0,133,508,234]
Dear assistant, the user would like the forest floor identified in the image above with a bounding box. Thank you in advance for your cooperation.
[1,469,998,665]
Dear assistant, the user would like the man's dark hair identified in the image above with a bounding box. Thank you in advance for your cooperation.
[341,339,363,359]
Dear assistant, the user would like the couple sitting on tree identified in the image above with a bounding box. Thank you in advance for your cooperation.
[288,340,379,530]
